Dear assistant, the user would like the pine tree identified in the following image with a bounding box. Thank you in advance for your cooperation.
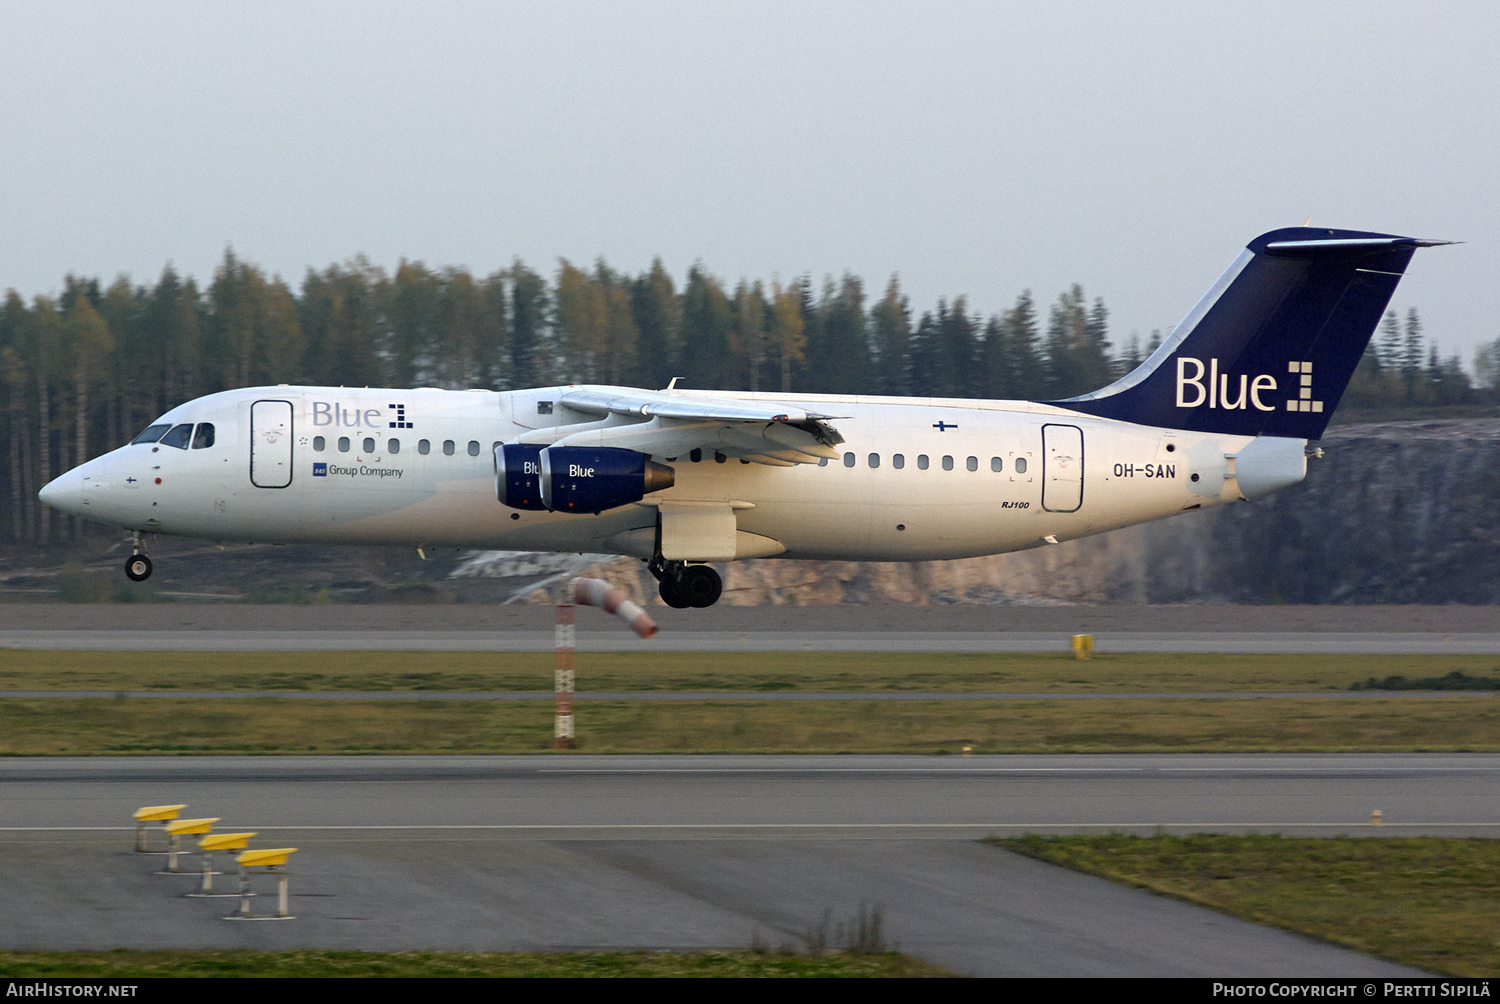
[1402,307,1424,397]
[933,296,977,398]
[389,260,440,387]
[808,274,868,394]
[730,279,768,392]
[631,259,678,389]
[678,266,733,389]
[1119,332,1143,375]
[553,259,604,382]
[1044,285,1088,397]
[1000,290,1042,399]
[978,315,1005,399]
[769,279,805,394]
[869,276,911,396]
[1377,310,1402,374]
[477,271,509,391]
[1082,297,1112,389]
[509,261,547,388]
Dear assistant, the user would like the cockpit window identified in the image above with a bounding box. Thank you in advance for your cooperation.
[159,424,193,450]
[191,423,215,450]
[131,424,171,445]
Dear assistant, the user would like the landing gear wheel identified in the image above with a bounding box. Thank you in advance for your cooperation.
[658,575,692,609]
[679,564,723,608]
[124,554,153,582]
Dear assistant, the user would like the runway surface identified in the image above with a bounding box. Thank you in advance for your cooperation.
[7,754,1495,835]
[6,629,1500,653]
[4,688,1496,700]
[2,754,1486,975]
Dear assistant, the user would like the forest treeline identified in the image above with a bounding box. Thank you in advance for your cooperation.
[3,250,1497,545]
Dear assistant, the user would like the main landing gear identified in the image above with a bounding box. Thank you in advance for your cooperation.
[124,531,153,582]
[650,559,722,609]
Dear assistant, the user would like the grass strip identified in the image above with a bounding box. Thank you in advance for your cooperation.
[2,695,1496,754]
[992,834,1500,977]
[0,948,952,978]
[6,650,1500,694]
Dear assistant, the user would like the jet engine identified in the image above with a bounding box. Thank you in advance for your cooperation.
[499,444,674,513]
[495,444,547,510]
[540,447,675,513]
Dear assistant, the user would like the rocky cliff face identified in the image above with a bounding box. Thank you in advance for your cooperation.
[493,421,1500,606]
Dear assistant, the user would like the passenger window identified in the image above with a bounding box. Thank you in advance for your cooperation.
[467,441,480,456]
[967,456,978,472]
[131,423,171,445]
[388,439,400,454]
[818,458,828,467]
[715,451,727,464]
[917,455,929,470]
[893,454,905,469]
[942,455,954,471]
[363,437,375,453]
[192,423,216,450]
[868,453,880,468]
[1015,457,1028,473]
[338,437,351,453]
[690,448,702,463]
[443,440,455,456]
[843,452,855,468]
[418,440,430,455]
[160,424,193,450]
[991,457,1003,472]
[313,436,325,452]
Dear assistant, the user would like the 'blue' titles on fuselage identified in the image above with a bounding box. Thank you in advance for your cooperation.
[311,401,385,428]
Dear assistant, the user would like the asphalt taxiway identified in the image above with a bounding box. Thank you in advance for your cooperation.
[1,754,1485,975]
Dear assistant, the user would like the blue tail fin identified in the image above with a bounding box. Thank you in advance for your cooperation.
[1050,227,1451,439]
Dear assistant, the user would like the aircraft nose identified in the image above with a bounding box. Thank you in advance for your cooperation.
[38,466,87,517]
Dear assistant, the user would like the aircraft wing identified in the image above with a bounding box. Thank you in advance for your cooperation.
[510,388,846,466]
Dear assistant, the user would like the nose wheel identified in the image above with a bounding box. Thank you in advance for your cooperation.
[124,532,153,582]
[124,554,153,582]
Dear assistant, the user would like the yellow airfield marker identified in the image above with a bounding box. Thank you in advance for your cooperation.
[228,848,300,921]
[189,832,257,898]
[131,804,188,853]
[159,817,218,874]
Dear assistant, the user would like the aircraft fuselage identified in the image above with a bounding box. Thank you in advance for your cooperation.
[45,383,1271,562]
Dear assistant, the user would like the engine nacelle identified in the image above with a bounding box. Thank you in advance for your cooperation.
[495,444,547,510]
[539,447,675,513]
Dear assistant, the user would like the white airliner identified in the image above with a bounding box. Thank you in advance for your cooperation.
[40,227,1448,607]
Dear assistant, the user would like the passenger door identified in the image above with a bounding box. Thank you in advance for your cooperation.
[1041,423,1083,512]
[250,400,293,488]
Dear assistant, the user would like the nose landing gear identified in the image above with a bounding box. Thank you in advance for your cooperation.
[124,532,153,582]
[649,559,722,608]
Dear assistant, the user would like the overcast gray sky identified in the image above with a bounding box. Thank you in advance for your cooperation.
[3,1,1495,368]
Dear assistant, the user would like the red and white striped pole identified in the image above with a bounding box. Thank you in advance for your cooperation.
[553,578,657,751]
[554,602,575,749]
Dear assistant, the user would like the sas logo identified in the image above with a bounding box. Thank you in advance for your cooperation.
[313,462,328,477]
[1175,357,1321,413]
